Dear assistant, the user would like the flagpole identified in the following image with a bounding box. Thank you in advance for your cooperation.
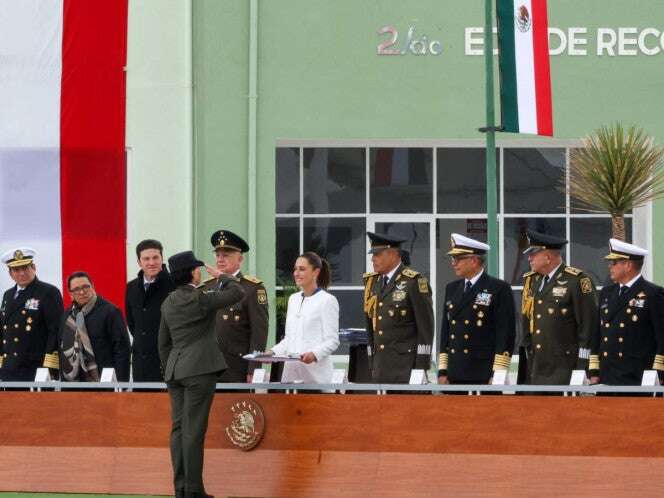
[484,0,499,275]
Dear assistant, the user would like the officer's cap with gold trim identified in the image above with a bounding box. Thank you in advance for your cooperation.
[1,247,36,268]
[367,232,405,254]
[605,238,647,261]
[523,229,567,255]
[448,233,489,256]
[210,230,249,253]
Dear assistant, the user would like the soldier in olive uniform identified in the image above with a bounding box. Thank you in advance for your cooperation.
[0,248,63,381]
[520,230,598,385]
[363,232,434,384]
[438,234,515,384]
[203,230,268,383]
[591,239,664,386]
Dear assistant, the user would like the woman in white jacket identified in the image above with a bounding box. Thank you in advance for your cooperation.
[270,252,339,383]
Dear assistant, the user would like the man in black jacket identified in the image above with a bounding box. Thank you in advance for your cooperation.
[592,238,664,386]
[59,272,131,382]
[126,239,174,381]
[0,247,63,381]
[438,234,515,385]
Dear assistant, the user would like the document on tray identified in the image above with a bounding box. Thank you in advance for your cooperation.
[243,352,302,363]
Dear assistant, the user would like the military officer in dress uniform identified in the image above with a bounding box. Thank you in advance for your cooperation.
[0,248,63,381]
[438,234,515,385]
[203,230,268,383]
[520,230,598,385]
[591,239,664,386]
[363,232,434,384]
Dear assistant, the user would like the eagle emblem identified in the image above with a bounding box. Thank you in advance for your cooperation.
[516,5,531,33]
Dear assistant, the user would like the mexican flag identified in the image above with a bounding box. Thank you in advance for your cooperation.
[0,0,128,307]
[497,0,553,136]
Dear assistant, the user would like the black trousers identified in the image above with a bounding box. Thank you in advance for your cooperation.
[167,373,217,495]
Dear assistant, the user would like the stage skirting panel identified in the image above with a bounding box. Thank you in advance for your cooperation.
[0,392,663,497]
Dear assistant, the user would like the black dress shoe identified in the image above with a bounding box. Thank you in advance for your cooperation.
[186,492,214,498]
[175,490,185,498]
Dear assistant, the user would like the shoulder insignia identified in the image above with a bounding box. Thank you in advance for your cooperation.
[417,277,429,294]
[522,270,536,278]
[564,266,582,276]
[401,268,420,279]
[242,275,263,284]
[256,288,267,305]
[580,277,593,295]
[363,271,378,280]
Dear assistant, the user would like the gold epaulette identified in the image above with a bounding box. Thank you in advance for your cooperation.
[564,266,582,276]
[522,270,536,279]
[242,275,263,284]
[363,271,378,280]
[492,352,511,371]
[401,268,420,279]
[43,352,59,369]
[653,355,664,371]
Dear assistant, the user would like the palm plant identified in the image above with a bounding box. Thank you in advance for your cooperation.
[568,123,664,240]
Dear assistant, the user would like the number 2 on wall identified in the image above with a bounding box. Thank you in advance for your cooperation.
[377,26,400,55]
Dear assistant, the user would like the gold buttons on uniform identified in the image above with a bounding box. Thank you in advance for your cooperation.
[451,320,456,325]
[21,310,26,315]
[477,311,484,318]
[632,315,638,322]
[378,316,383,320]
[378,331,383,336]
[536,329,541,334]
[450,334,455,340]
[536,314,541,319]
[604,337,608,342]
[25,326,31,331]
[464,334,469,339]
[379,345,385,350]
[536,344,542,350]
[548,308,554,315]
[464,320,469,325]
[626,308,632,314]
[605,323,610,328]
[2,340,5,344]
[379,302,383,307]
[223,315,229,320]
[463,349,468,354]
[618,352,623,358]
[477,320,483,327]
[451,349,456,354]
[14,324,18,328]
[604,309,609,314]
[603,352,608,357]
[618,337,624,343]
[13,337,18,342]
[537,300,542,304]
[473,305,478,310]
[27,317,32,324]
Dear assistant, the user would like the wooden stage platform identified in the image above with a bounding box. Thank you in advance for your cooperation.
[1,392,663,497]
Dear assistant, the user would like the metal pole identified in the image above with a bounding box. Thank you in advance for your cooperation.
[484,0,499,275]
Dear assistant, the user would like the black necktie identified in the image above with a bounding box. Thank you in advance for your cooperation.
[464,280,472,294]
[13,288,23,299]
[540,275,549,292]
[144,282,150,292]
[619,285,626,296]
[381,275,389,291]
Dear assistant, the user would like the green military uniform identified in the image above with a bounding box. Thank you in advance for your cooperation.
[158,251,245,498]
[521,265,598,385]
[364,264,434,383]
[203,272,268,381]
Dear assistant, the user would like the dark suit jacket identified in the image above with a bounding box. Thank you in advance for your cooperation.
[593,277,664,385]
[125,266,174,381]
[0,278,63,381]
[439,271,516,383]
[58,296,131,381]
[158,279,245,382]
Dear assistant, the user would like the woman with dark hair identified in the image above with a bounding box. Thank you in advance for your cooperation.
[269,252,339,383]
[158,251,245,498]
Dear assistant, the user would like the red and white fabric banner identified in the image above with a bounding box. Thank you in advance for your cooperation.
[0,0,128,307]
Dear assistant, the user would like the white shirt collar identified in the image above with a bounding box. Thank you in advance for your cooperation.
[143,276,156,285]
[232,269,241,278]
[546,263,562,282]
[384,263,401,283]
[622,273,642,289]
[466,269,484,287]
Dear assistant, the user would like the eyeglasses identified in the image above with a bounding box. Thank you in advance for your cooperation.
[69,284,92,294]
[450,256,474,264]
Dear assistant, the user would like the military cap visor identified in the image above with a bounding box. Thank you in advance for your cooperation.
[523,229,567,254]
[1,248,36,268]
[210,229,250,253]
[367,231,405,254]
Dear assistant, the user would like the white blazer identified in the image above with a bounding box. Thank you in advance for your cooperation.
[272,289,340,383]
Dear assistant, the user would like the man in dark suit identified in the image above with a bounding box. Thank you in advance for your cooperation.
[159,251,245,498]
[125,239,174,381]
[520,230,598,385]
[0,247,63,381]
[203,230,268,383]
[591,238,664,386]
[438,234,515,385]
[363,232,434,384]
